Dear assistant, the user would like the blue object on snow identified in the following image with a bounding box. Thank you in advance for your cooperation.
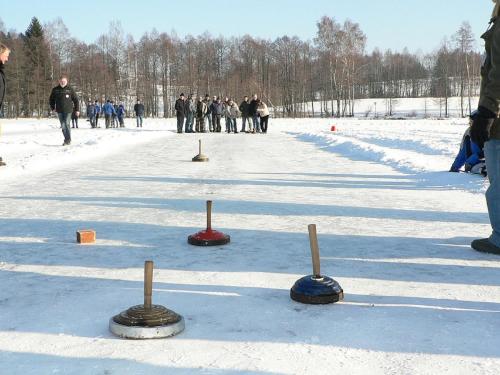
[450,128,484,172]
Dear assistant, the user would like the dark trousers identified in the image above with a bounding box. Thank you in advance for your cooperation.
[211,114,217,132]
[185,112,194,132]
[229,118,237,133]
[71,118,78,128]
[177,114,185,133]
[58,112,72,143]
[105,114,112,128]
[260,116,269,133]
[196,116,205,132]
[95,113,100,127]
[214,115,222,132]
[205,113,212,131]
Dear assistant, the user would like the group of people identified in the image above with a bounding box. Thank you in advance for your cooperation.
[83,99,145,130]
[48,74,147,146]
[174,93,270,134]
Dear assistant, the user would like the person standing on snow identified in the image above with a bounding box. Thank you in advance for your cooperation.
[228,99,240,133]
[71,109,79,128]
[203,94,212,132]
[257,99,270,133]
[210,95,218,132]
[196,96,207,133]
[239,96,252,133]
[102,99,116,129]
[49,74,79,146]
[0,43,11,166]
[117,104,126,127]
[94,100,101,127]
[223,97,231,133]
[175,93,186,133]
[210,96,223,132]
[111,101,119,128]
[249,94,260,133]
[86,100,96,128]
[134,99,145,127]
[185,94,196,133]
[469,0,500,255]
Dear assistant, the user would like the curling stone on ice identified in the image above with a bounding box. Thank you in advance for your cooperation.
[290,224,343,304]
[109,261,185,339]
[192,139,209,162]
[188,200,230,246]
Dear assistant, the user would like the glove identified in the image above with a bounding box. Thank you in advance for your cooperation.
[470,107,495,148]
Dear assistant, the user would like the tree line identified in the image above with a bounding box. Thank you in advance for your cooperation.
[0,16,482,119]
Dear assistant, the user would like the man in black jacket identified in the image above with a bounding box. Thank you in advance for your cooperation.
[49,74,79,145]
[239,96,251,133]
[0,43,10,166]
[175,93,186,133]
[134,99,145,127]
[249,94,260,133]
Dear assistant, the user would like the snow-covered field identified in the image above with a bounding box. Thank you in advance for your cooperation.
[295,96,479,118]
[1,117,499,374]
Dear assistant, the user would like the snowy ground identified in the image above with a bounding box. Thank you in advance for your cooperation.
[294,96,479,118]
[0,117,499,374]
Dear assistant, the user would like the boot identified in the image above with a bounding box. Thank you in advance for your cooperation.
[471,238,500,255]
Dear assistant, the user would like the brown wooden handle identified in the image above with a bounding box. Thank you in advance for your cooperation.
[144,260,153,309]
[206,200,212,230]
[308,224,321,277]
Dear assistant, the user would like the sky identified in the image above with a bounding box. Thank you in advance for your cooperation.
[0,0,495,53]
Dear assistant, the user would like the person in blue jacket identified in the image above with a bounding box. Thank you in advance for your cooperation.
[117,104,126,127]
[86,100,96,128]
[102,99,116,129]
[94,100,101,127]
[450,127,486,176]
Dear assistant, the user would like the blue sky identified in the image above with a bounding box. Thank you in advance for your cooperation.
[0,0,494,53]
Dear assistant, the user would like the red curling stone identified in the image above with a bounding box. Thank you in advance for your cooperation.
[188,200,230,246]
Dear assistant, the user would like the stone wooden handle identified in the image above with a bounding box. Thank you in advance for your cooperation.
[207,200,212,230]
[144,260,153,309]
[308,224,321,277]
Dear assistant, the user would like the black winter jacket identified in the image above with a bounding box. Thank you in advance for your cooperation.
[175,98,185,116]
[239,100,250,117]
[249,99,259,116]
[211,102,224,116]
[134,103,145,116]
[0,63,6,111]
[49,84,79,113]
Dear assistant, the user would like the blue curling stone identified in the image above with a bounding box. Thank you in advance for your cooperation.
[290,275,344,304]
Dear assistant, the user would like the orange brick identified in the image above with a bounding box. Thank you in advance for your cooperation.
[77,230,96,244]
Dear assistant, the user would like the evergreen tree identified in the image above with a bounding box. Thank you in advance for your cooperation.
[22,17,52,117]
